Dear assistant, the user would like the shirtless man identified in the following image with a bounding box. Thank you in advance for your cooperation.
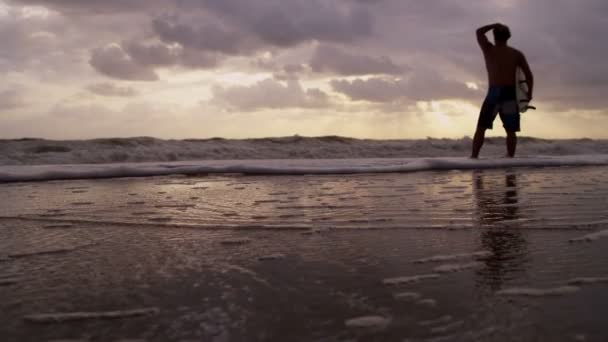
[471,23,534,158]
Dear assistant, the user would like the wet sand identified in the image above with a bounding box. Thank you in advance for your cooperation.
[1,167,607,341]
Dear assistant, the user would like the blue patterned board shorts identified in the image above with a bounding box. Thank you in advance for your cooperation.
[477,86,520,132]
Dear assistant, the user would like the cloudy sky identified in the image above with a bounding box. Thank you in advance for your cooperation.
[1,0,607,139]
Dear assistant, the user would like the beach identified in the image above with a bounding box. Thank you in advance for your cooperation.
[1,166,607,341]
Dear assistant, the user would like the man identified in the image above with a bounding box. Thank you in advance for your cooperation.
[471,23,534,158]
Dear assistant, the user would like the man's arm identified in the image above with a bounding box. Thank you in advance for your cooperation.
[518,52,534,100]
[476,23,500,51]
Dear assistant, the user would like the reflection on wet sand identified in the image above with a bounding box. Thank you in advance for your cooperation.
[473,171,528,290]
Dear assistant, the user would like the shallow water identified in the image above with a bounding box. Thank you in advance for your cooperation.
[1,167,607,341]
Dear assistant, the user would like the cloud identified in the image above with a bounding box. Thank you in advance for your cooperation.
[88,41,221,80]
[331,78,404,103]
[0,89,24,109]
[86,83,138,97]
[331,72,479,103]
[211,79,329,111]
[3,0,608,139]
[310,44,404,76]
[123,41,180,67]
[6,0,166,14]
[89,44,158,81]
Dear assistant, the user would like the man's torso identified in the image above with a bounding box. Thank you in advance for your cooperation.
[483,46,520,86]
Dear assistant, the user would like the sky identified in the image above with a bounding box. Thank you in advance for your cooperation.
[1,0,607,140]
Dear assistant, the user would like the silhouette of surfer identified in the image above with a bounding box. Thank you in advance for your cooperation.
[471,23,534,159]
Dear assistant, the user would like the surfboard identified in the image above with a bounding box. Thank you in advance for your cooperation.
[516,67,535,113]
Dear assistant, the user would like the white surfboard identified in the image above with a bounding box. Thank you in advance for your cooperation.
[516,67,535,113]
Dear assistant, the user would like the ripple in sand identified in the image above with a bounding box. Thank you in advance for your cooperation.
[254,200,281,204]
[43,224,74,229]
[0,278,19,286]
[496,286,580,297]
[131,211,157,216]
[416,298,437,307]
[23,307,160,323]
[566,277,608,285]
[71,202,93,206]
[148,217,173,223]
[220,238,251,246]
[419,315,453,326]
[39,213,68,218]
[9,243,95,259]
[258,253,286,261]
[65,186,90,191]
[430,320,465,334]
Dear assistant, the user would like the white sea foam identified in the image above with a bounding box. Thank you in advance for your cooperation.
[414,251,492,264]
[344,315,391,328]
[433,262,484,273]
[1,155,608,183]
[3,136,608,166]
[383,274,441,285]
[496,286,580,297]
[23,307,160,323]
[569,229,608,243]
[394,292,422,301]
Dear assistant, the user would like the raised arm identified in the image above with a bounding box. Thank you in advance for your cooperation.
[476,23,500,51]
[518,51,534,99]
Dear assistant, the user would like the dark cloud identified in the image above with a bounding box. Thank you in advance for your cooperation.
[181,0,374,47]
[310,44,404,76]
[86,83,139,97]
[90,44,158,81]
[211,79,329,111]
[152,17,254,56]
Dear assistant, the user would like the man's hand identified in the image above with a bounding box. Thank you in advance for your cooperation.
[476,23,503,50]
[477,23,502,34]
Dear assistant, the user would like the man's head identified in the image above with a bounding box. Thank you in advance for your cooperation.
[493,24,511,43]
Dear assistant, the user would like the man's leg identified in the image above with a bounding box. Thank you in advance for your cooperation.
[471,127,486,159]
[506,130,517,157]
